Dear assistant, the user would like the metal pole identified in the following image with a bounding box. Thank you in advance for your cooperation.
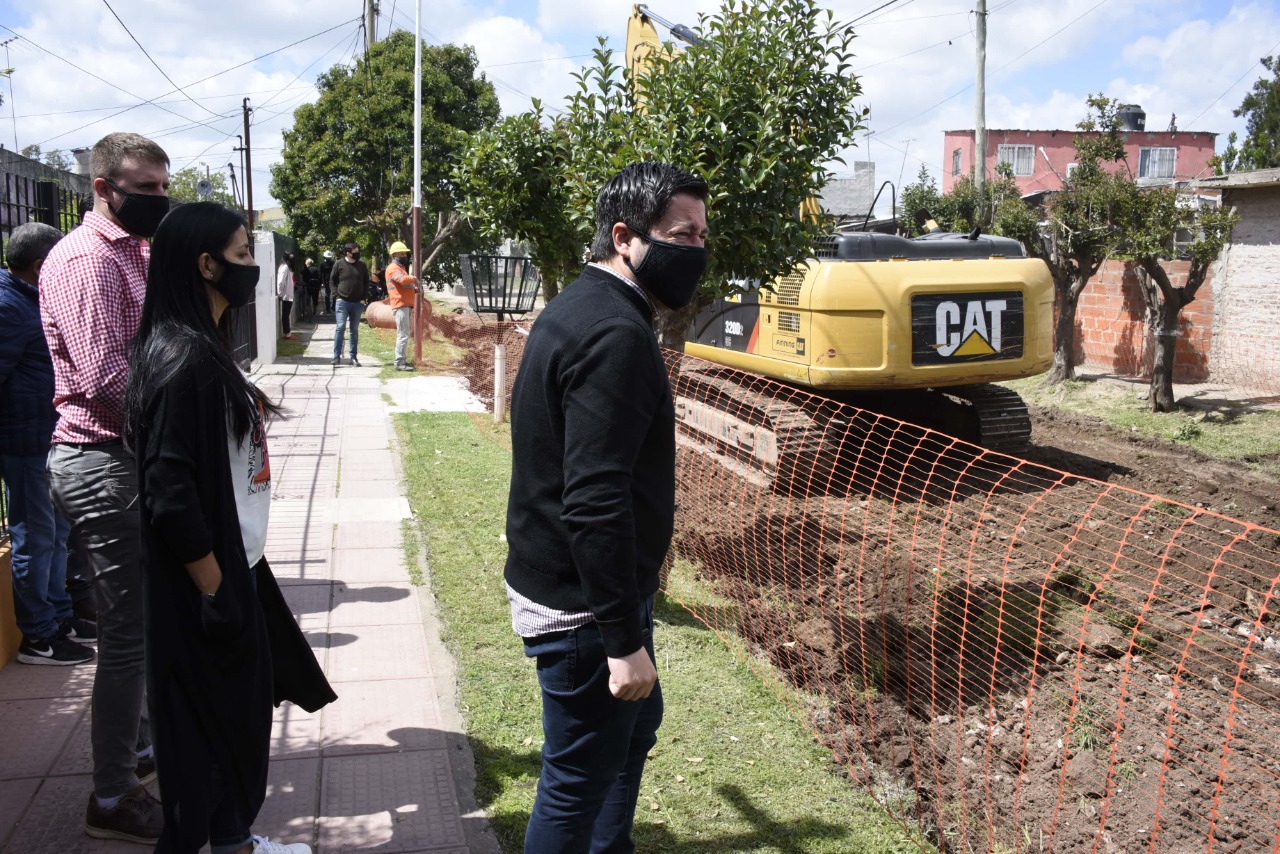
[974,0,988,223]
[493,341,507,423]
[411,0,424,366]
[2,39,18,151]
[243,99,255,234]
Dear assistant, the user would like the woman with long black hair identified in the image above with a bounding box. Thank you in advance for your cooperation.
[124,202,335,854]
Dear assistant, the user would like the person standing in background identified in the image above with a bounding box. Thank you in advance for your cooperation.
[329,243,370,367]
[0,222,96,667]
[41,130,168,844]
[318,250,335,313]
[384,242,417,372]
[276,252,296,340]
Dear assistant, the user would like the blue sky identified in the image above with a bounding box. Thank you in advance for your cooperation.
[1,0,1276,211]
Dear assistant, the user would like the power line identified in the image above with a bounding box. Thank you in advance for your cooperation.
[1184,36,1280,130]
[851,0,916,26]
[100,0,221,117]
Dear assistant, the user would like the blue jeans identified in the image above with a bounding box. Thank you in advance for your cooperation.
[333,298,364,360]
[522,598,663,854]
[2,453,72,639]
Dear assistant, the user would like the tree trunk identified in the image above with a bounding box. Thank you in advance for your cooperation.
[540,276,558,304]
[1148,297,1181,412]
[656,299,704,349]
[1046,282,1081,384]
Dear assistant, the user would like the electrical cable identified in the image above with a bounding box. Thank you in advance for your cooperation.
[1183,36,1280,130]
[100,0,222,117]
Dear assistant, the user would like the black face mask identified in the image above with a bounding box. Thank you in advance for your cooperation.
[348,251,360,261]
[395,255,410,268]
[105,178,170,238]
[211,258,259,309]
[623,226,709,310]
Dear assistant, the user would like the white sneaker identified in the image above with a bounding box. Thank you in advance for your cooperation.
[251,835,311,853]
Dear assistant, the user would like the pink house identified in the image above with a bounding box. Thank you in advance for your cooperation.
[941,108,1217,195]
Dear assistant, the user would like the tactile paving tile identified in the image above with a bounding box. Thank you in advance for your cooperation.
[251,756,321,847]
[278,581,334,631]
[0,659,96,700]
[333,522,405,551]
[0,697,87,780]
[318,751,464,852]
[336,477,404,498]
[329,583,420,627]
[320,678,446,756]
[272,701,325,759]
[331,548,409,584]
[326,624,432,683]
[4,773,139,853]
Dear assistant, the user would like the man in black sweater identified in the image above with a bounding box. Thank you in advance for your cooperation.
[504,162,709,853]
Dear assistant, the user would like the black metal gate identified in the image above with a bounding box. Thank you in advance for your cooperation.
[0,170,90,246]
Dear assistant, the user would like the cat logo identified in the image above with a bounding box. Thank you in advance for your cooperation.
[910,292,1022,366]
[935,298,1007,357]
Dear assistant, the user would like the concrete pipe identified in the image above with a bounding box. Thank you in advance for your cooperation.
[364,299,394,329]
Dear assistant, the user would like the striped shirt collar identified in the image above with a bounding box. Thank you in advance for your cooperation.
[588,261,655,317]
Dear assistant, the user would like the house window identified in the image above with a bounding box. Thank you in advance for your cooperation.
[997,144,1034,177]
[1139,147,1177,179]
[952,148,962,177]
[1065,163,1078,180]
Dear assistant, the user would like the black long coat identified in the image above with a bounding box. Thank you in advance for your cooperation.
[135,362,335,852]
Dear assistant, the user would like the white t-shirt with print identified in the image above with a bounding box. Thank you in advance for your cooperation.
[228,395,272,566]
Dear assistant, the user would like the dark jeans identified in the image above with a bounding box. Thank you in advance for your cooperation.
[66,533,96,613]
[522,598,663,854]
[47,441,151,798]
[2,452,72,639]
[333,298,364,359]
[280,299,293,337]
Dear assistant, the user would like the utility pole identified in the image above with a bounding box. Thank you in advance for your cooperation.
[228,162,242,210]
[365,0,379,55]
[974,0,988,223]
[242,98,255,234]
[1,38,18,151]
[411,0,424,366]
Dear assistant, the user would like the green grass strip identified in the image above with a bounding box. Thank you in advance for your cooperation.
[394,411,928,853]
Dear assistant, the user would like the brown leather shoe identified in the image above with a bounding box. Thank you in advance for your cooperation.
[85,785,163,843]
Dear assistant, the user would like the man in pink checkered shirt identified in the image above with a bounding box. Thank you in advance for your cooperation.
[41,132,170,844]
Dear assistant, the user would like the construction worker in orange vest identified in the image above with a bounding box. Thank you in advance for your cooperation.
[386,241,418,371]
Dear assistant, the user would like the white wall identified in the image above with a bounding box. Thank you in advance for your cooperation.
[254,231,279,368]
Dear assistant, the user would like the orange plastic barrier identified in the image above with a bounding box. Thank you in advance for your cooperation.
[433,310,1280,853]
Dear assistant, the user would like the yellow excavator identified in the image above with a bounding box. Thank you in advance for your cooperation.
[627,5,1053,482]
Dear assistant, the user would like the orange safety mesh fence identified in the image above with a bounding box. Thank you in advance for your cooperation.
[432,310,1280,853]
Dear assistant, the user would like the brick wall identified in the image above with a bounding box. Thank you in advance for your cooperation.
[1073,259,1213,382]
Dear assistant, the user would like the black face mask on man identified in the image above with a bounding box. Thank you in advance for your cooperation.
[623,226,708,310]
[104,178,170,238]
[211,258,259,309]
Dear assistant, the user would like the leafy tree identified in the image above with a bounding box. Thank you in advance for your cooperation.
[271,31,499,282]
[1036,95,1132,384]
[1229,55,1280,171]
[20,144,73,171]
[1209,131,1241,176]
[456,0,866,343]
[898,163,1036,241]
[168,165,236,207]
[454,108,582,302]
[1119,188,1239,411]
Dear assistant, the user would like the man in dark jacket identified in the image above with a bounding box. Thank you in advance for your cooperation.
[329,242,370,367]
[504,162,709,853]
[0,222,96,666]
[319,250,336,313]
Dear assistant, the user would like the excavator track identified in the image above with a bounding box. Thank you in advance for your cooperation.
[673,367,1034,492]
[672,365,830,488]
[940,384,1033,456]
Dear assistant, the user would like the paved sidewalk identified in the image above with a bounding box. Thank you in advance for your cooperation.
[0,314,499,853]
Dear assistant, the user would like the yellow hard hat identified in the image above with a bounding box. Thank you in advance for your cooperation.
[388,241,410,255]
